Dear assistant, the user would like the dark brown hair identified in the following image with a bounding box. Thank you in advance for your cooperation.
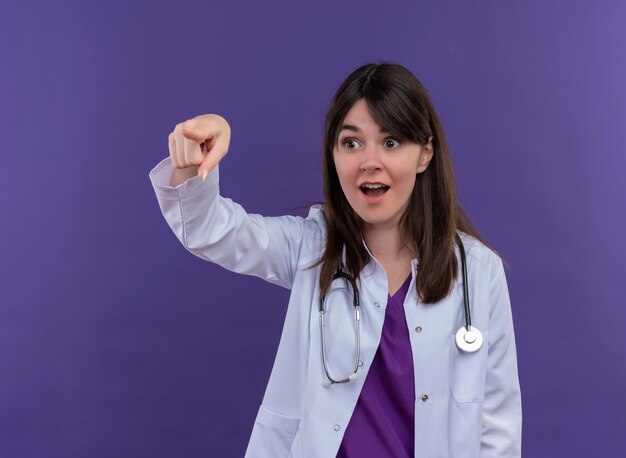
[308,62,502,303]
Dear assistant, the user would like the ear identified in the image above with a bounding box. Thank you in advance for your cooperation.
[416,136,434,174]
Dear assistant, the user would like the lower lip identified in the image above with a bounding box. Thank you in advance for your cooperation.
[360,188,389,204]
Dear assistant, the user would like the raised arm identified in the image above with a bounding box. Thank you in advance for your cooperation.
[150,114,317,289]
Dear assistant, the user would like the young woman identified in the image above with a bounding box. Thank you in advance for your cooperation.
[150,62,522,457]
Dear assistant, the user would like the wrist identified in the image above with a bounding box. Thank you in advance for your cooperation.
[170,165,199,187]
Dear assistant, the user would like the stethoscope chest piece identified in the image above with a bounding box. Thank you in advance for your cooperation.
[455,325,483,352]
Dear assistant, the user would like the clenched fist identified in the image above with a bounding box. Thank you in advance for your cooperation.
[168,114,231,186]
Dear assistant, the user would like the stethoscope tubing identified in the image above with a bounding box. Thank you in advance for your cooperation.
[319,231,480,385]
[456,233,472,330]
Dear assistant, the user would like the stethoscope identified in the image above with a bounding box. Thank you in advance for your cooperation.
[318,232,483,386]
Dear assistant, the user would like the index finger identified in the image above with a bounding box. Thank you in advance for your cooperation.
[198,135,228,181]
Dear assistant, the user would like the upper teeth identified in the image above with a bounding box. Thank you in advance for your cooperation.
[362,184,386,189]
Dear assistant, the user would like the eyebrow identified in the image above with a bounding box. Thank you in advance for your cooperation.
[339,124,390,134]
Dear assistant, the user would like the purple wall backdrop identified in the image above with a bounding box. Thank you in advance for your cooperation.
[2,0,625,456]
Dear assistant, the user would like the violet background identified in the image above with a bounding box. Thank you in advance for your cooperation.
[2,0,625,456]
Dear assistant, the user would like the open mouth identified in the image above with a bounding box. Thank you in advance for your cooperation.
[359,184,390,197]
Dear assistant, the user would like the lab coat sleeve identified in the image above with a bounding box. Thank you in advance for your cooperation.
[149,158,313,289]
[480,255,523,457]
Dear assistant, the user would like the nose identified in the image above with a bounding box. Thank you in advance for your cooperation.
[359,144,383,173]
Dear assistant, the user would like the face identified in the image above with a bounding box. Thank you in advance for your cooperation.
[333,99,433,233]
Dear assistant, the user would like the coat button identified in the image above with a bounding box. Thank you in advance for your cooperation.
[333,424,341,431]
[374,302,381,308]
[358,360,363,367]
[415,326,422,333]
[421,394,429,402]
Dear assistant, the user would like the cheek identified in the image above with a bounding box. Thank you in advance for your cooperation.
[405,172,417,189]
[394,170,417,198]
[333,158,356,188]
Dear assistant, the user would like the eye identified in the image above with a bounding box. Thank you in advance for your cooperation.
[384,138,401,149]
[342,138,361,149]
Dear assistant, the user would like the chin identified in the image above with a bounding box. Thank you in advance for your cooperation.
[356,212,397,229]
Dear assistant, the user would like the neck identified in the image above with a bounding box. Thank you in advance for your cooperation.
[362,224,415,261]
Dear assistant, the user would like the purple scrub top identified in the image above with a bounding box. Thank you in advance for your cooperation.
[336,273,415,458]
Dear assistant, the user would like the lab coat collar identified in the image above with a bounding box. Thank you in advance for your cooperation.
[340,239,420,279]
